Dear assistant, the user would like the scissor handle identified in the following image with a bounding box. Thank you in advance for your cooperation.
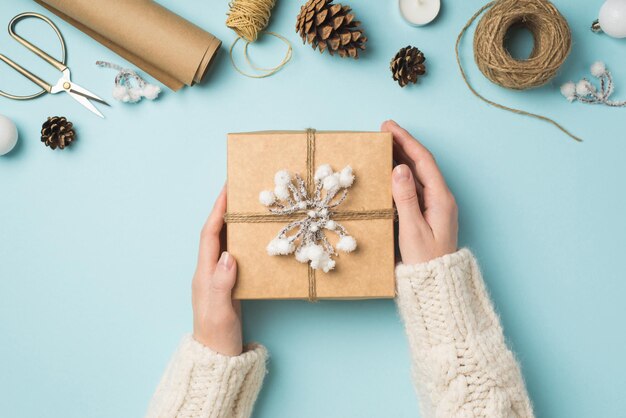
[0,12,67,100]
[8,12,67,72]
[0,53,51,91]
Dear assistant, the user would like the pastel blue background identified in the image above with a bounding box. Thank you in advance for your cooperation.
[1,0,624,417]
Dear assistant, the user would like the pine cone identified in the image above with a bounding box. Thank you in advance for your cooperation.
[390,46,426,87]
[296,0,367,59]
[41,116,76,150]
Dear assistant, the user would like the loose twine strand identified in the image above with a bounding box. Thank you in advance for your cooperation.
[456,0,582,142]
[226,0,292,78]
[224,129,395,301]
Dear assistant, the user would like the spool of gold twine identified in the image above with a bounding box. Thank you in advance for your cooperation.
[226,0,292,78]
[456,0,582,142]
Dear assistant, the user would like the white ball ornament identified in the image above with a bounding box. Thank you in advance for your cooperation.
[259,190,276,206]
[267,238,295,255]
[599,0,626,38]
[274,185,290,200]
[314,164,333,181]
[295,246,310,263]
[274,169,291,186]
[323,173,340,190]
[337,235,357,253]
[339,166,355,188]
[112,85,129,101]
[128,87,143,103]
[0,114,18,156]
[323,258,335,273]
[591,61,607,77]
[560,82,576,101]
[576,80,592,95]
[141,83,161,100]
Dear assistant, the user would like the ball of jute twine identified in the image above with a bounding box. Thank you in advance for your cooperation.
[456,0,582,142]
[226,0,292,78]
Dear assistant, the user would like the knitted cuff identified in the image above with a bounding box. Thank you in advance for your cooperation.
[395,248,502,344]
[395,248,472,281]
[145,335,267,418]
[395,250,534,418]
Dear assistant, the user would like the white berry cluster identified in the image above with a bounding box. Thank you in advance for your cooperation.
[259,164,357,272]
[561,61,625,107]
[112,83,160,103]
[96,61,161,104]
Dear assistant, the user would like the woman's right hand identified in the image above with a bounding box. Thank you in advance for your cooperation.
[381,120,459,265]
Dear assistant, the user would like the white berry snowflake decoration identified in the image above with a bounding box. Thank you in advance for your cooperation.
[561,61,626,107]
[259,164,357,273]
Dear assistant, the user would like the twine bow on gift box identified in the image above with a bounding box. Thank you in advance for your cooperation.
[224,129,396,301]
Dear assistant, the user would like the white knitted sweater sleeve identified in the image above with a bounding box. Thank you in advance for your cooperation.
[395,249,534,418]
[145,335,267,418]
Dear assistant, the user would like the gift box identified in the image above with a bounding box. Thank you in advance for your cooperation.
[226,130,395,300]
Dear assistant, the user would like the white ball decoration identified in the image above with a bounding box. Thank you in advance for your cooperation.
[0,114,18,156]
[274,185,290,200]
[112,85,129,101]
[322,258,336,273]
[274,169,291,186]
[295,246,310,263]
[576,80,592,95]
[325,220,336,230]
[306,244,325,261]
[259,190,276,206]
[560,82,576,101]
[323,173,340,190]
[267,238,295,255]
[599,0,626,38]
[141,83,161,100]
[591,61,607,77]
[127,87,143,103]
[314,164,333,181]
[337,235,357,253]
[339,166,355,188]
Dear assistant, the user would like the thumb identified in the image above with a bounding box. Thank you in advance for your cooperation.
[208,251,237,309]
[392,165,426,227]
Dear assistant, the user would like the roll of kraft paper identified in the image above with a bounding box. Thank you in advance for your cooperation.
[35,0,222,91]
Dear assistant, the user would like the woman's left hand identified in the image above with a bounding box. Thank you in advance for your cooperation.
[191,187,243,356]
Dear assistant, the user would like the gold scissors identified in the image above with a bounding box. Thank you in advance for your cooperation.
[0,12,109,118]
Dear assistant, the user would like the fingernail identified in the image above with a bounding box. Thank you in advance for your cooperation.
[218,251,234,270]
[393,165,411,182]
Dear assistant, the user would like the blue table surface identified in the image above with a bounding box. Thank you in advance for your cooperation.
[1,1,625,417]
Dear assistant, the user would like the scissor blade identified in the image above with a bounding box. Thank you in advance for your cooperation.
[68,84,109,106]
[67,91,104,118]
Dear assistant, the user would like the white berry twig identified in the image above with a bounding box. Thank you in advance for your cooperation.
[260,164,357,273]
[561,61,626,107]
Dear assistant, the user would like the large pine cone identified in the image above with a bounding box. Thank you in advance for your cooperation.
[390,46,426,87]
[296,0,367,59]
[41,116,76,150]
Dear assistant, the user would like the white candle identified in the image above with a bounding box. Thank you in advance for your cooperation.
[399,0,441,26]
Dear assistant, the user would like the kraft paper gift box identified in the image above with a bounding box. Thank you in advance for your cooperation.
[226,130,395,300]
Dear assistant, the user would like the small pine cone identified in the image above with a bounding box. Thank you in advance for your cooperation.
[296,0,367,59]
[41,116,76,150]
[390,46,426,87]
